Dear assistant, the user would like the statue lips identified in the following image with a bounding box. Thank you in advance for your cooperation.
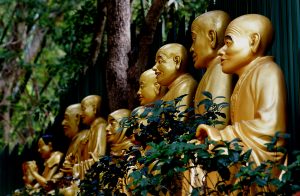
[220,58,226,65]
[138,95,143,102]
[192,54,197,62]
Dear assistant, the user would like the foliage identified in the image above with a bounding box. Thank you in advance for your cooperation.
[0,0,97,150]
[80,93,300,195]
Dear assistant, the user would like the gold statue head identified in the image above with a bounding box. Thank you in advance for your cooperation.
[62,103,81,139]
[22,161,37,186]
[137,69,165,105]
[218,14,274,76]
[152,43,188,86]
[81,95,101,125]
[190,10,231,69]
[106,109,131,144]
[38,137,53,159]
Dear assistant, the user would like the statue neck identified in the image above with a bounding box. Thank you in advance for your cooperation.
[206,56,220,70]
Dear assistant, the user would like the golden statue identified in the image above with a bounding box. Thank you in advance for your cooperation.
[137,69,166,106]
[105,109,134,195]
[73,95,107,180]
[196,14,287,193]
[152,43,197,114]
[26,137,63,188]
[106,108,133,157]
[53,104,87,178]
[191,10,232,129]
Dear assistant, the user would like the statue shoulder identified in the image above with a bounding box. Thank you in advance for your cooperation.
[46,151,63,168]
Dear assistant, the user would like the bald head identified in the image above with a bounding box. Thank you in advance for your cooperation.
[157,43,188,71]
[62,103,81,139]
[108,108,131,122]
[192,10,231,49]
[227,14,274,54]
[81,95,102,125]
[191,10,231,68]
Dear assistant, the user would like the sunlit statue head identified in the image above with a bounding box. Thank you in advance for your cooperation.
[81,95,101,125]
[190,10,231,69]
[218,14,274,76]
[37,137,53,160]
[62,103,81,139]
[137,69,165,105]
[22,161,38,187]
[152,43,188,86]
[106,109,131,145]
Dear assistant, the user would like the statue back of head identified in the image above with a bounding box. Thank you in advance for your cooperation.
[191,10,231,69]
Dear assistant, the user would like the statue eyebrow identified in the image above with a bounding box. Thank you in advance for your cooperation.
[224,35,233,41]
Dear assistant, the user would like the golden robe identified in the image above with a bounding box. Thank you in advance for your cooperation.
[162,73,197,113]
[194,63,232,129]
[220,56,287,175]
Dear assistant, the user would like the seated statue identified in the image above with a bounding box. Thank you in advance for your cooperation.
[106,108,133,157]
[137,69,166,106]
[191,10,232,129]
[196,14,287,194]
[73,95,107,180]
[152,43,197,114]
[26,136,63,188]
[56,104,88,178]
[187,10,233,191]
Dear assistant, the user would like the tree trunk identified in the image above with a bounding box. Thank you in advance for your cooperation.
[127,0,167,109]
[106,0,131,112]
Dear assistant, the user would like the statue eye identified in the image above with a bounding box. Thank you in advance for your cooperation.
[225,39,232,46]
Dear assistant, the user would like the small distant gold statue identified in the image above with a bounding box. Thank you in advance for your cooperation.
[137,69,166,106]
[106,108,133,157]
[74,95,107,180]
[196,14,287,194]
[152,43,197,114]
[24,137,63,188]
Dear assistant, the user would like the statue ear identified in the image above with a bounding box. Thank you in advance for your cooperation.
[75,113,81,125]
[92,104,97,114]
[250,33,260,53]
[173,56,181,70]
[208,30,217,49]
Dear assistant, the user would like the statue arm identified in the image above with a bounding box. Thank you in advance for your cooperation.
[28,164,48,187]
[89,123,107,158]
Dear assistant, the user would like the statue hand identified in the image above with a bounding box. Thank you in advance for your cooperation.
[88,152,98,162]
[27,162,38,172]
[196,124,221,142]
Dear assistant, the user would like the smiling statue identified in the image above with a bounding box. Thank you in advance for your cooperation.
[152,43,197,114]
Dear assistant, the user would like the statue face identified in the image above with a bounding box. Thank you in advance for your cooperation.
[190,24,211,69]
[62,110,79,139]
[218,24,254,75]
[81,101,96,125]
[106,117,119,144]
[38,138,52,159]
[153,49,178,86]
[137,71,159,105]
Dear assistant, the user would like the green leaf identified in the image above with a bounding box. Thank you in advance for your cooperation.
[202,91,212,99]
